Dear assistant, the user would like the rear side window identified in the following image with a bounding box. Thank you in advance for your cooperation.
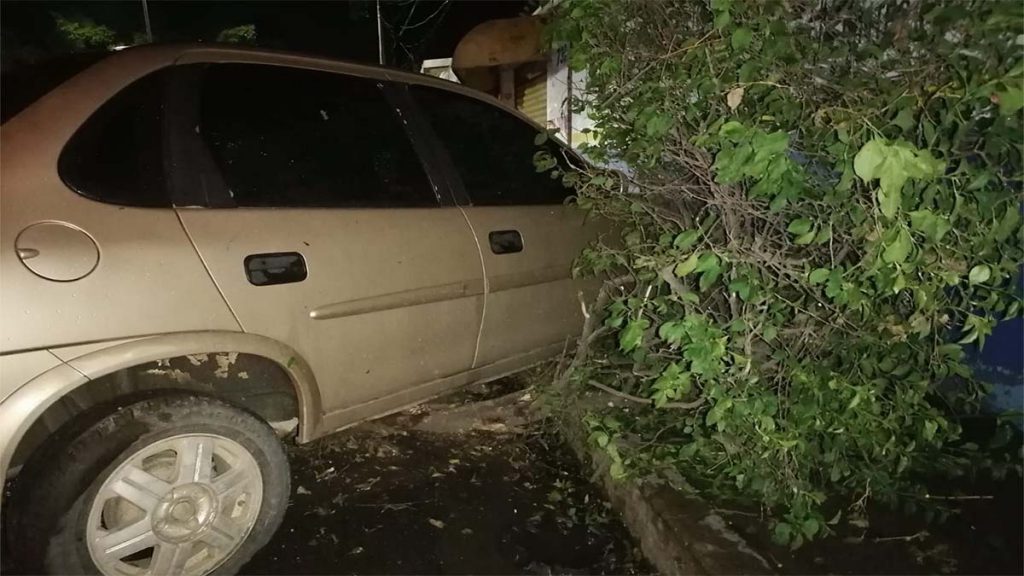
[199,64,436,208]
[58,70,170,207]
[410,85,575,206]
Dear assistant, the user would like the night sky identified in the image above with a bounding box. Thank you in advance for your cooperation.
[1,0,532,71]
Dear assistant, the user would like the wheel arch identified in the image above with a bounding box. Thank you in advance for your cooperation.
[0,331,323,485]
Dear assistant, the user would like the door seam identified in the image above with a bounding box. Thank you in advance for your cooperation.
[456,205,488,369]
[173,209,247,332]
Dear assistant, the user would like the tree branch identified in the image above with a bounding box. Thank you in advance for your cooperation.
[588,379,706,410]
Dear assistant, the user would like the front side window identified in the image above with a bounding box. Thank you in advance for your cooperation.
[58,69,169,207]
[410,85,575,206]
[199,64,436,208]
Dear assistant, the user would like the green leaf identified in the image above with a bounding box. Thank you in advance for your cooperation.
[719,120,746,138]
[995,87,1024,116]
[904,148,944,178]
[731,27,753,50]
[619,318,650,352]
[645,114,672,136]
[533,132,549,145]
[922,420,938,442]
[801,518,820,539]
[699,267,722,291]
[674,252,700,277]
[958,328,979,344]
[993,205,1021,241]
[909,209,952,243]
[883,228,913,263]
[787,218,813,235]
[658,320,687,345]
[695,253,721,274]
[609,461,626,479]
[728,279,752,300]
[714,10,732,29]
[794,230,816,245]
[877,186,901,219]
[809,268,830,284]
[772,522,793,545]
[877,165,907,219]
[892,107,915,132]
[769,194,787,212]
[968,264,991,285]
[853,139,887,181]
[674,229,701,250]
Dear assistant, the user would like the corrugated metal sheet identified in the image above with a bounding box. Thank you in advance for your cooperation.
[516,74,547,126]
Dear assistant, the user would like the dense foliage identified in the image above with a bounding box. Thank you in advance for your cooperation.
[548,0,1023,545]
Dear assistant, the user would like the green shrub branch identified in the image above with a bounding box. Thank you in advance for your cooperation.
[548,0,1023,546]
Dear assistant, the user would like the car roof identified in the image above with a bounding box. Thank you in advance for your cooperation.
[119,42,526,122]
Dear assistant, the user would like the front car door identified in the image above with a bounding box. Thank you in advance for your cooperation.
[169,55,485,430]
[406,83,605,368]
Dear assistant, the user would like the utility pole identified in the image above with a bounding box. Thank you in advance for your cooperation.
[141,0,153,43]
[376,0,384,65]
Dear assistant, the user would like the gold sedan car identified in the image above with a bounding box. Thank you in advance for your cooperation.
[0,44,600,575]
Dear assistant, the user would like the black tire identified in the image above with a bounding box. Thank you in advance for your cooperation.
[7,392,290,575]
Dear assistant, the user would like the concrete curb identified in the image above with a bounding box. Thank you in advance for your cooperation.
[559,406,774,575]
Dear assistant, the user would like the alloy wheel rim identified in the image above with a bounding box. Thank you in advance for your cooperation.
[85,433,263,576]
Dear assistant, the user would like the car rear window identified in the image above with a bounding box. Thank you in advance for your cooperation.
[57,68,170,207]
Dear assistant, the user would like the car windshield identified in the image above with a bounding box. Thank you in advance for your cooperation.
[1,52,107,124]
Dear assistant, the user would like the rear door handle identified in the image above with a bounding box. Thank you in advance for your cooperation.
[245,252,307,286]
[489,230,523,254]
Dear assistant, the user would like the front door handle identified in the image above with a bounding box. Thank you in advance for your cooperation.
[245,252,307,286]
[489,230,523,254]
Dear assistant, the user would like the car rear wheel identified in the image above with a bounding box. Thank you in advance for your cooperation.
[8,393,290,575]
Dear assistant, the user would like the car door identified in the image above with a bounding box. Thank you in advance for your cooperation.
[169,60,484,427]
[407,84,604,368]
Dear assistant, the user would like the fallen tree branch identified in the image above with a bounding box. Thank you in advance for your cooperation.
[552,276,633,392]
[588,379,707,410]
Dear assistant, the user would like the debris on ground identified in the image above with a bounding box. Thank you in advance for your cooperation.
[241,377,650,575]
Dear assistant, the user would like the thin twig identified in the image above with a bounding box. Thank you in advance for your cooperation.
[872,530,928,543]
[588,379,706,410]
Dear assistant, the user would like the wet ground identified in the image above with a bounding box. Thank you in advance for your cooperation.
[240,380,650,575]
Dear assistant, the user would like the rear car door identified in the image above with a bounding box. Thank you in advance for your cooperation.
[0,54,239,357]
[170,60,484,425]
[408,85,604,367]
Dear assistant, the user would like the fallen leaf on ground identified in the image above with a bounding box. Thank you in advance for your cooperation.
[428,518,446,529]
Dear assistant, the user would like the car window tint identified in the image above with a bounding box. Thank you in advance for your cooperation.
[199,64,436,208]
[58,69,169,207]
[410,85,575,206]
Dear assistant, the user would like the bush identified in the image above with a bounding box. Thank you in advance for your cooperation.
[549,0,1023,546]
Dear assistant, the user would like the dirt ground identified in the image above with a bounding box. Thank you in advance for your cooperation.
[734,462,1024,575]
[240,378,651,575]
